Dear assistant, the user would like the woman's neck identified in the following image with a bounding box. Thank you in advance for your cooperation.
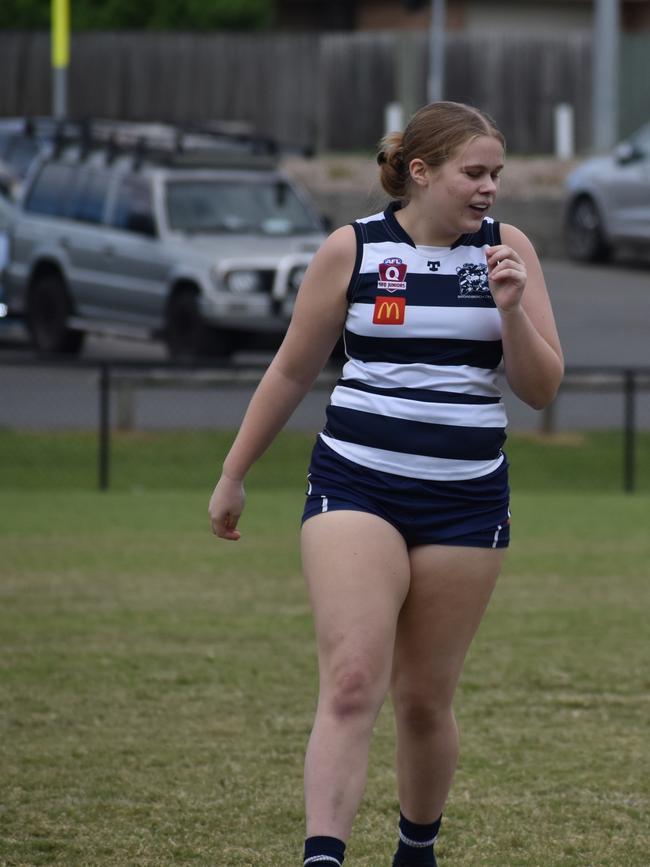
[395,202,460,248]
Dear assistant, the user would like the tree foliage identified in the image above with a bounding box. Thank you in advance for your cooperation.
[0,0,274,30]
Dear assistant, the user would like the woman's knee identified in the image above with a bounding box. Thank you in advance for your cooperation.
[323,661,386,723]
[392,689,455,736]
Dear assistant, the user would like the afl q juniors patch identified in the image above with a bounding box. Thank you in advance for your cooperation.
[321,202,507,483]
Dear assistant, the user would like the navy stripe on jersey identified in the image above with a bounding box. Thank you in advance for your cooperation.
[344,330,503,369]
[337,378,501,405]
[324,406,506,461]
[352,273,495,308]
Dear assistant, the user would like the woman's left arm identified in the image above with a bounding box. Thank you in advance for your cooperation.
[487,223,564,409]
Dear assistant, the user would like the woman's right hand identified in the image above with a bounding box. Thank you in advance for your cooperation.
[208,474,246,541]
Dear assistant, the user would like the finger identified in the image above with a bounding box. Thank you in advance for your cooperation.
[486,246,522,268]
[210,512,242,540]
[485,244,506,264]
[489,266,523,282]
[211,521,241,541]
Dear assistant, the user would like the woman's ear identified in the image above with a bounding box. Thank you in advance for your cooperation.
[408,158,430,187]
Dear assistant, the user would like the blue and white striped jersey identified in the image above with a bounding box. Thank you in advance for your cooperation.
[319,202,507,481]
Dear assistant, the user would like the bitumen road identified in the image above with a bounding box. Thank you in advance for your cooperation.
[1,257,648,434]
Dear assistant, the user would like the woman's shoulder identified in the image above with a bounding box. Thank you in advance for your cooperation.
[499,222,534,249]
[313,223,357,266]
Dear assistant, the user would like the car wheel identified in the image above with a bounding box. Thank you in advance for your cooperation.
[28,273,85,355]
[165,288,233,362]
[566,196,611,263]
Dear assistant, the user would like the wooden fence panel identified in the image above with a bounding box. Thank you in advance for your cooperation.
[319,32,397,151]
[619,34,650,139]
[0,29,640,154]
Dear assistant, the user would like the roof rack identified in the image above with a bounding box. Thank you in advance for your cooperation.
[41,117,308,171]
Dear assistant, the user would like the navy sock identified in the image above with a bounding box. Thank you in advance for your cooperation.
[392,812,441,866]
[304,835,346,866]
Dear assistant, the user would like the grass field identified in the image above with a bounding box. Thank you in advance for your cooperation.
[1,431,649,866]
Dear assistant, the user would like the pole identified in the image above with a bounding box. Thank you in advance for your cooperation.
[623,369,636,494]
[51,0,70,119]
[99,363,111,491]
[427,0,446,103]
[592,0,620,150]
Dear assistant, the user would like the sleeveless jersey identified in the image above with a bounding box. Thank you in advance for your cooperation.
[319,202,507,481]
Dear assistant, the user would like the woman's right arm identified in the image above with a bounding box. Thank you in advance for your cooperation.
[208,224,356,540]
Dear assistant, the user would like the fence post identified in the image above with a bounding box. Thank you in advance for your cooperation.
[98,363,111,491]
[623,369,636,493]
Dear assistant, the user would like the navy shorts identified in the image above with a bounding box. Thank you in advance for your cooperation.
[302,438,510,549]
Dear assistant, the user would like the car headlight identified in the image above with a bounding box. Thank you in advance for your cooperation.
[224,270,263,294]
[0,303,7,318]
[288,265,307,294]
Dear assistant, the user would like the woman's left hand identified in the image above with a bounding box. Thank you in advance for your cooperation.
[486,244,527,313]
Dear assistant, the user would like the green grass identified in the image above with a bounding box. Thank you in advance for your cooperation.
[1,432,649,865]
[0,429,649,493]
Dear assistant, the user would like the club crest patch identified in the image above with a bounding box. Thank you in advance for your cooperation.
[456,263,490,299]
[377,257,407,292]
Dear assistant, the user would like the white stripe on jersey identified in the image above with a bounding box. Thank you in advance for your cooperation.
[340,357,502,398]
[346,301,502,342]
[330,384,507,429]
[320,433,504,481]
[356,210,387,224]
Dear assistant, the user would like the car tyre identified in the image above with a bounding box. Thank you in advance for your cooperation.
[28,273,85,355]
[165,287,233,362]
[566,196,611,263]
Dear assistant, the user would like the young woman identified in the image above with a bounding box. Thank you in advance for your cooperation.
[209,101,563,866]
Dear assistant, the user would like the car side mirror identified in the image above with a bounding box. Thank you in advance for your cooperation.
[614,142,643,164]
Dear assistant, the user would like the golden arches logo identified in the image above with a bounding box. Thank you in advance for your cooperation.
[373,296,405,325]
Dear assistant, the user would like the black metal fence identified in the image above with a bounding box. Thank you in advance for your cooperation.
[1,357,648,492]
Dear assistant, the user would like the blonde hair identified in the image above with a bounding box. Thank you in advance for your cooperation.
[377,101,506,200]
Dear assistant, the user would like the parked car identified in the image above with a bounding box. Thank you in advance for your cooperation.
[5,122,327,359]
[0,117,66,198]
[565,122,650,262]
[0,194,15,327]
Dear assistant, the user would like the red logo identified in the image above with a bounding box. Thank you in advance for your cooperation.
[373,296,406,325]
[378,258,407,291]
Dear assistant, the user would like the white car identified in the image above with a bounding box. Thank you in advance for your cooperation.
[565,122,650,262]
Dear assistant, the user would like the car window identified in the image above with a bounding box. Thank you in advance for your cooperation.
[4,137,41,178]
[24,163,78,217]
[165,178,320,235]
[629,124,650,155]
[70,169,111,224]
[109,175,157,236]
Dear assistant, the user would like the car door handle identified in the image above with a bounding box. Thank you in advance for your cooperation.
[59,236,70,249]
[102,245,115,257]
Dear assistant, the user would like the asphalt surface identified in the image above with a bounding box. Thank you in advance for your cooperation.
[1,257,649,434]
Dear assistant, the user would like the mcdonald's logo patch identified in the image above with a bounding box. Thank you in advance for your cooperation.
[373,296,406,325]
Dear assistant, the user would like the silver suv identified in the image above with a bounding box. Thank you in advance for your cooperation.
[5,122,326,358]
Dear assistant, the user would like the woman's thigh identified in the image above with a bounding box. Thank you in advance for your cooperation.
[392,545,504,705]
[301,510,411,695]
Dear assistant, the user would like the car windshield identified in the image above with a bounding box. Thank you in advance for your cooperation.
[165,178,321,235]
[629,123,650,155]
